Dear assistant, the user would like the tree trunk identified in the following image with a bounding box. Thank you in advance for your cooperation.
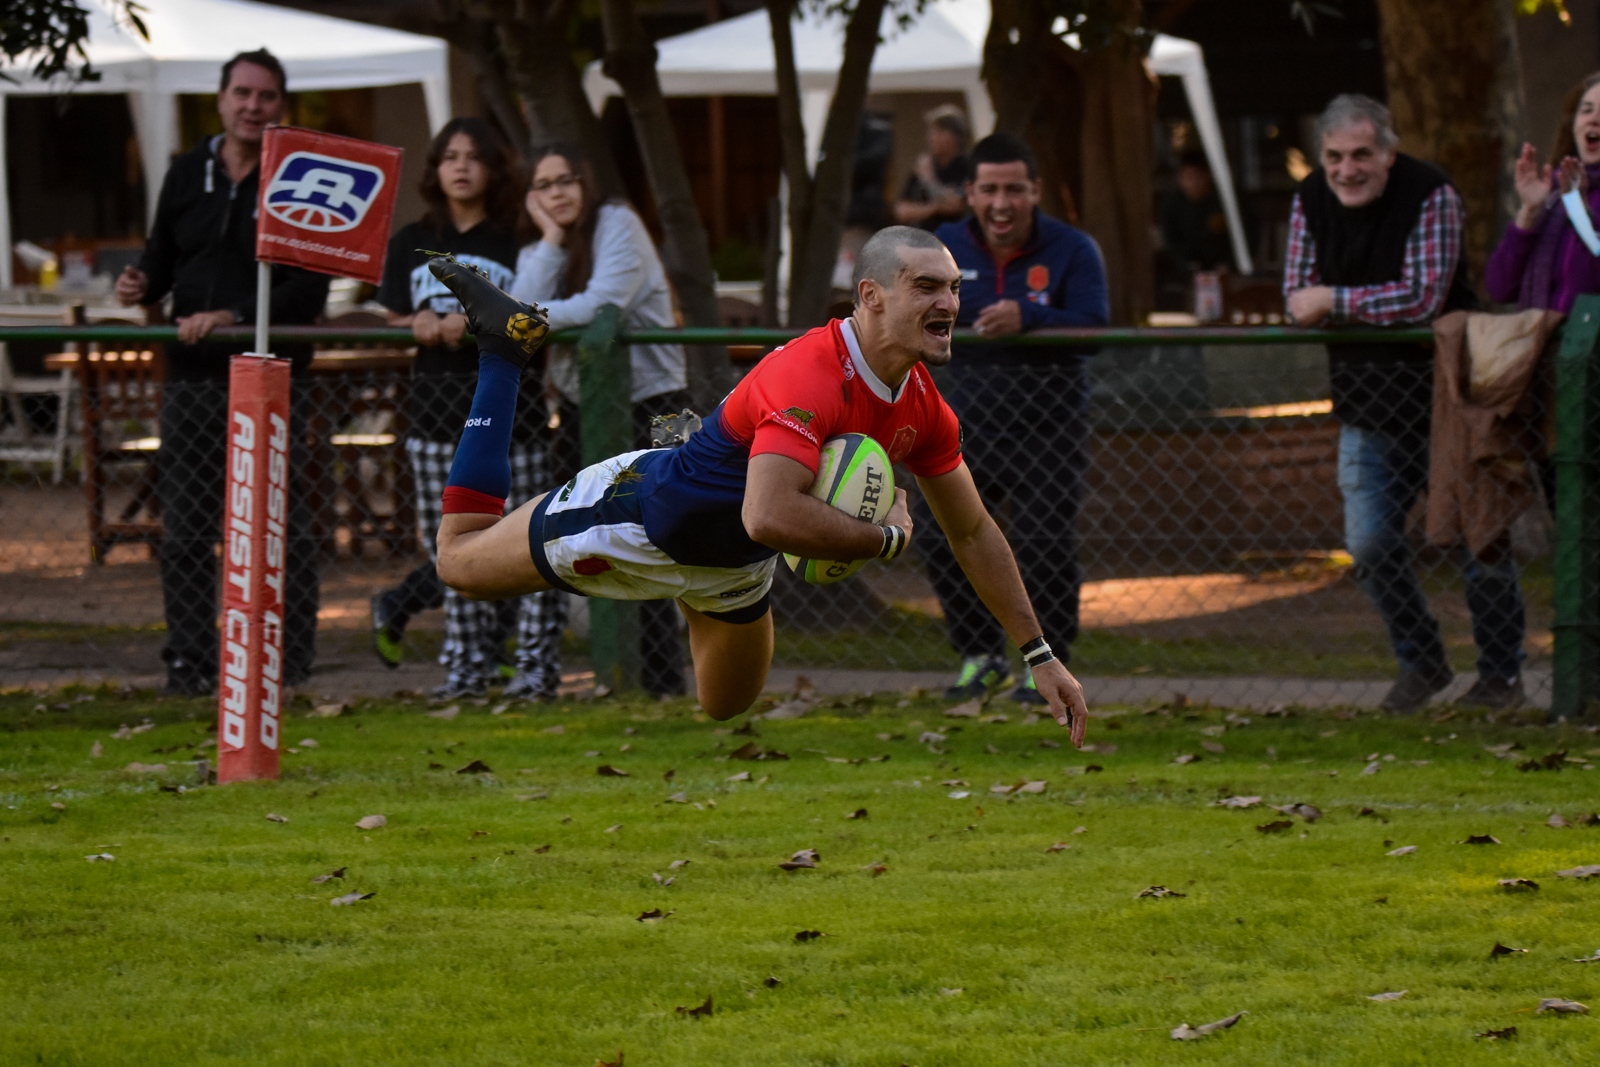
[428,4,534,160]
[486,0,625,198]
[984,0,1152,324]
[1375,0,1499,284]
[768,0,890,327]
[599,0,736,409]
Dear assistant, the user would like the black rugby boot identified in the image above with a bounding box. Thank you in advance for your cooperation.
[425,252,551,369]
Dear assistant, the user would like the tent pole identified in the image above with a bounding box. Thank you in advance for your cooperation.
[0,94,11,290]
[255,261,271,356]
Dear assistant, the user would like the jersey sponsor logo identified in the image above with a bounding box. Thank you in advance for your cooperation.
[887,426,918,463]
[858,466,885,520]
[264,152,387,233]
[780,407,816,426]
[573,557,613,576]
[464,417,492,427]
[719,582,760,599]
[1027,264,1050,292]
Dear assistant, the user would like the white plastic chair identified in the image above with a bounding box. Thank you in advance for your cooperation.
[0,341,75,484]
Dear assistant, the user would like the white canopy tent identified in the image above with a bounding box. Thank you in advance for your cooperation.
[0,0,452,287]
[584,0,1252,273]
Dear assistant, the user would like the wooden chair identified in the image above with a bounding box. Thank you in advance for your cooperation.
[74,307,165,562]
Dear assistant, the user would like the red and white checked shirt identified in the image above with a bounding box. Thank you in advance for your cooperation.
[1281,184,1463,326]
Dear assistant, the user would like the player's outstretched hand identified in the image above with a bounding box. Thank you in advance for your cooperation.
[885,487,913,543]
[1031,658,1087,747]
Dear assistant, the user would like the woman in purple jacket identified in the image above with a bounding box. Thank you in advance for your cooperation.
[1487,71,1600,311]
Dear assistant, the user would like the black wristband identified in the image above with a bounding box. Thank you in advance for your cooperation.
[1021,635,1054,668]
[878,523,907,561]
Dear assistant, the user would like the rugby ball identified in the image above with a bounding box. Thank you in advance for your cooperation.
[784,434,896,585]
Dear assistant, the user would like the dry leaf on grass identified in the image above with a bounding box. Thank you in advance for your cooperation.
[665,791,688,803]
[1212,796,1262,809]
[1490,942,1529,959]
[675,995,712,1017]
[1367,990,1407,1001]
[516,791,548,801]
[763,976,781,988]
[947,791,971,799]
[1549,814,1573,829]
[1537,998,1589,1014]
[426,705,459,720]
[1082,742,1117,754]
[669,859,691,869]
[310,867,346,884]
[1460,834,1502,845]
[941,779,969,787]
[124,762,167,774]
[1046,842,1071,853]
[1556,864,1600,879]
[84,853,114,862]
[865,863,889,876]
[1273,803,1323,822]
[1499,878,1540,890]
[265,813,288,823]
[330,891,375,906]
[1172,754,1199,765]
[1170,1011,1246,1040]
[355,815,386,830]
[730,741,762,760]
[533,844,551,854]
[595,1052,624,1067]
[847,808,868,819]
[940,987,964,996]
[1256,820,1294,834]
[1201,741,1226,755]
[636,909,673,923]
[780,849,820,870]
[794,929,824,941]
[90,741,103,758]
[456,760,492,774]
[944,700,982,718]
[49,802,65,811]
[604,824,622,833]
[652,873,675,886]
[1475,1027,1516,1041]
[542,724,564,735]
[597,765,629,777]
[1072,825,1088,834]
[1361,761,1380,776]
[1039,738,1061,749]
[309,703,344,718]
[727,771,752,782]
[1571,950,1600,963]
[1386,845,1417,856]
[1357,806,1379,818]
[1138,885,1186,898]
[919,731,948,745]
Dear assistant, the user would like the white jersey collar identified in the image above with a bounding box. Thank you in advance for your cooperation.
[840,317,907,403]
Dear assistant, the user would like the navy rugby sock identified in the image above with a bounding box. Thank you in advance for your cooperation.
[442,348,521,515]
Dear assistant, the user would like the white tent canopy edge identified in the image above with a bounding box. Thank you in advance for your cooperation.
[584,0,1252,275]
[0,0,451,289]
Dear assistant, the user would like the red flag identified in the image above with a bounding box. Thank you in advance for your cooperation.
[256,126,402,286]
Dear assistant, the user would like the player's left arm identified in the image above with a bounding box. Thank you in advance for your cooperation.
[743,453,909,561]
[917,461,1088,744]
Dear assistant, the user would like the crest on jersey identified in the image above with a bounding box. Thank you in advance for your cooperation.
[781,407,816,426]
[1027,264,1050,292]
[888,426,918,462]
[264,152,387,233]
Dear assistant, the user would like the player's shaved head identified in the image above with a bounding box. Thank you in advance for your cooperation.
[852,226,950,305]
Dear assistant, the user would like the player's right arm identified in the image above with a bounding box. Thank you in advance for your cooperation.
[742,453,910,561]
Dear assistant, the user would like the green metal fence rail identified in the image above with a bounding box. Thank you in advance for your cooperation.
[5,311,1593,715]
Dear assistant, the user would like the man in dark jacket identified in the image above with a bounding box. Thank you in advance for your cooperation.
[116,49,328,696]
[1283,93,1524,713]
[919,133,1109,705]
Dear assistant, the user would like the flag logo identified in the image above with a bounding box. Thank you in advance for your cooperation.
[264,152,387,233]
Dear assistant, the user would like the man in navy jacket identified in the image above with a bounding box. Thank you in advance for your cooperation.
[924,133,1109,704]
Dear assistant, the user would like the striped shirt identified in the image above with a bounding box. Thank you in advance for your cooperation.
[1281,184,1463,326]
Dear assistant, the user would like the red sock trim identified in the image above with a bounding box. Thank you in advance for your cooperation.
[442,486,506,516]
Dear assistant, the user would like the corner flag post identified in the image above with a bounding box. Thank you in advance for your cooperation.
[215,127,402,784]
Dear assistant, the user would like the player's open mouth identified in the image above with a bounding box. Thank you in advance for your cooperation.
[924,320,952,339]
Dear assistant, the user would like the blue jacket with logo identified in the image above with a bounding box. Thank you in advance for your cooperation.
[934,209,1109,365]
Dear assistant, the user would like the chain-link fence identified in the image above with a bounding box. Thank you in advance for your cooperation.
[2,310,1596,713]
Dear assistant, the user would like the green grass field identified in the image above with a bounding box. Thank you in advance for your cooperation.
[4,687,1600,1065]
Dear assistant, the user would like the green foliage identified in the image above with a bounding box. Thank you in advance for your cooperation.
[3,689,1600,1063]
[1515,0,1572,23]
[0,0,145,85]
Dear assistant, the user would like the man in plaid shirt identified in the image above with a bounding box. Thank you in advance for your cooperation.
[1283,94,1526,714]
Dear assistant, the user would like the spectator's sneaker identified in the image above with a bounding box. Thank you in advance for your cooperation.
[502,672,558,702]
[1009,672,1049,706]
[371,594,403,669]
[1379,662,1455,714]
[425,253,550,369]
[430,675,488,702]
[943,654,1013,702]
[161,671,215,699]
[1455,675,1524,711]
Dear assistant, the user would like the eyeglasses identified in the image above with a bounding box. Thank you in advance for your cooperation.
[531,175,580,192]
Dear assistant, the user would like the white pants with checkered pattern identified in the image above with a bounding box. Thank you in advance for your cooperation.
[408,436,566,693]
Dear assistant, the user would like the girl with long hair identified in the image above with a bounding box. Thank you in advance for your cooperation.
[512,142,691,696]
[1487,71,1600,311]
[372,117,564,700]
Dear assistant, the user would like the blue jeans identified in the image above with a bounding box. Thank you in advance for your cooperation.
[1337,424,1525,680]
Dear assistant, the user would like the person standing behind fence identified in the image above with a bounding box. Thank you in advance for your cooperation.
[511,143,692,698]
[374,117,564,702]
[114,49,327,698]
[1283,93,1530,713]
[918,133,1109,706]
[894,105,973,233]
[1486,72,1600,313]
